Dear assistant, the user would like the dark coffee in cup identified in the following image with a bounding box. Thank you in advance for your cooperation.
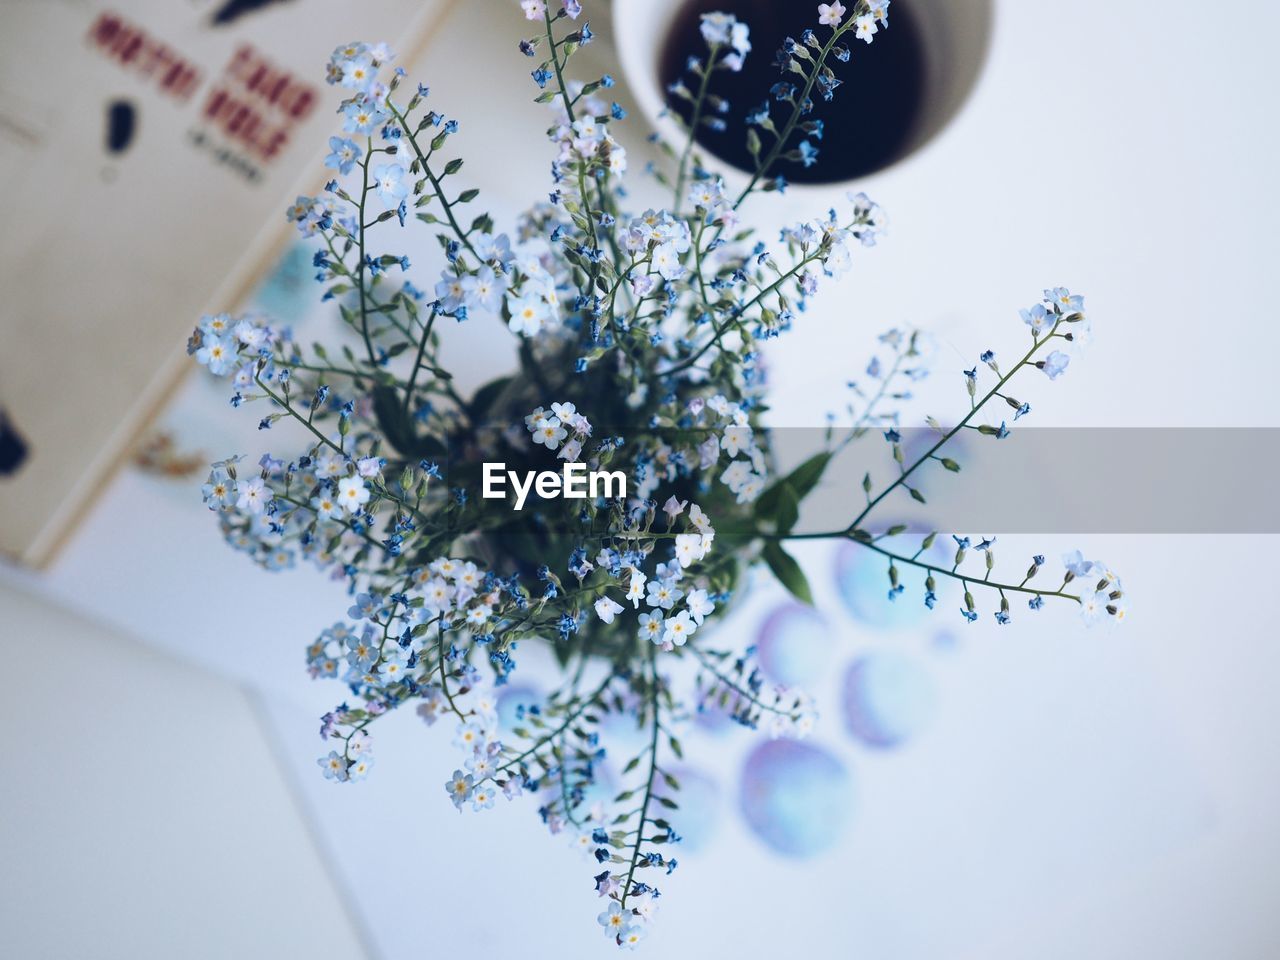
[659,0,927,182]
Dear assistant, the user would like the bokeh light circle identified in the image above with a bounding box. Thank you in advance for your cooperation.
[739,740,853,858]
[841,650,937,749]
[755,603,832,688]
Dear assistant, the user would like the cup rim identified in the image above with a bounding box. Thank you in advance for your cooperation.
[611,0,994,194]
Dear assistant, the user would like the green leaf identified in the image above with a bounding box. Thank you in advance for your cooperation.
[762,542,813,605]
[755,450,832,522]
[467,375,514,418]
[371,385,444,459]
[773,484,800,535]
[783,450,832,501]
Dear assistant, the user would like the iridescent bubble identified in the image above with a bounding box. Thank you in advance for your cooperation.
[755,603,832,688]
[596,695,651,755]
[692,693,736,735]
[739,740,852,858]
[835,538,931,630]
[251,242,313,325]
[495,683,542,733]
[653,766,720,853]
[841,650,937,749]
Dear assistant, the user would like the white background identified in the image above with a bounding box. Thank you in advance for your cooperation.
[3,1,1279,957]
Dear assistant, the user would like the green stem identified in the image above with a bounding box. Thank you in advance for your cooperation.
[621,646,661,909]
[666,252,820,375]
[402,307,438,416]
[673,44,722,214]
[386,101,479,260]
[355,139,377,366]
[732,26,847,210]
[849,321,1061,531]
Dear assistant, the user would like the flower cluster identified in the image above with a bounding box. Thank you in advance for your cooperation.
[186,2,1124,947]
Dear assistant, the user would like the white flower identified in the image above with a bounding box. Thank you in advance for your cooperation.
[736,472,766,503]
[662,496,688,523]
[637,611,664,643]
[507,291,549,336]
[598,901,628,936]
[520,0,546,20]
[662,609,697,646]
[446,769,474,809]
[356,456,382,478]
[557,438,583,462]
[626,571,647,608]
[645,579,683,610]
[572,116,601,142]
[236,477,268,514]
[818,2,846,27]
[688,503,714,534]
[1079,592,1106,624]
[232,319,266,349]
[337,475,370,514]
[594,596,624,624]
[453,560,483,589]
[531,416,568,449]
[699,12,734,46]
[674,533,708,568]
[471,783,496,810]
[629,890,660,920]
[685,588,716,625]
[378,655,409,684]
[453,721,487,752]
[619,923,647,949]
[651,242,685,281]
[722,424,753,457]
[855,13,878,42]
[630,273,657,298]
[721,459,754,493]
[697,436,721,469]
[422,577,454,613]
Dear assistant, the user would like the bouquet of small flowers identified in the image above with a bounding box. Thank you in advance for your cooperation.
[189,0,1124,947]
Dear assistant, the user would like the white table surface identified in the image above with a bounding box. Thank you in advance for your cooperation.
[4,1,1279,957]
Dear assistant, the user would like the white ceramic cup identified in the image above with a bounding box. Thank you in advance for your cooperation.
[612,0,994,188]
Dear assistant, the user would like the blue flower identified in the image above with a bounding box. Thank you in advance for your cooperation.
[1041,351,1070,380]
[323,136,361,175]
[318,751,348,781]
[1021,303,1052,335]
[797,140,819,167]
[532,66,553,88]
[1046,287,1085,313]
